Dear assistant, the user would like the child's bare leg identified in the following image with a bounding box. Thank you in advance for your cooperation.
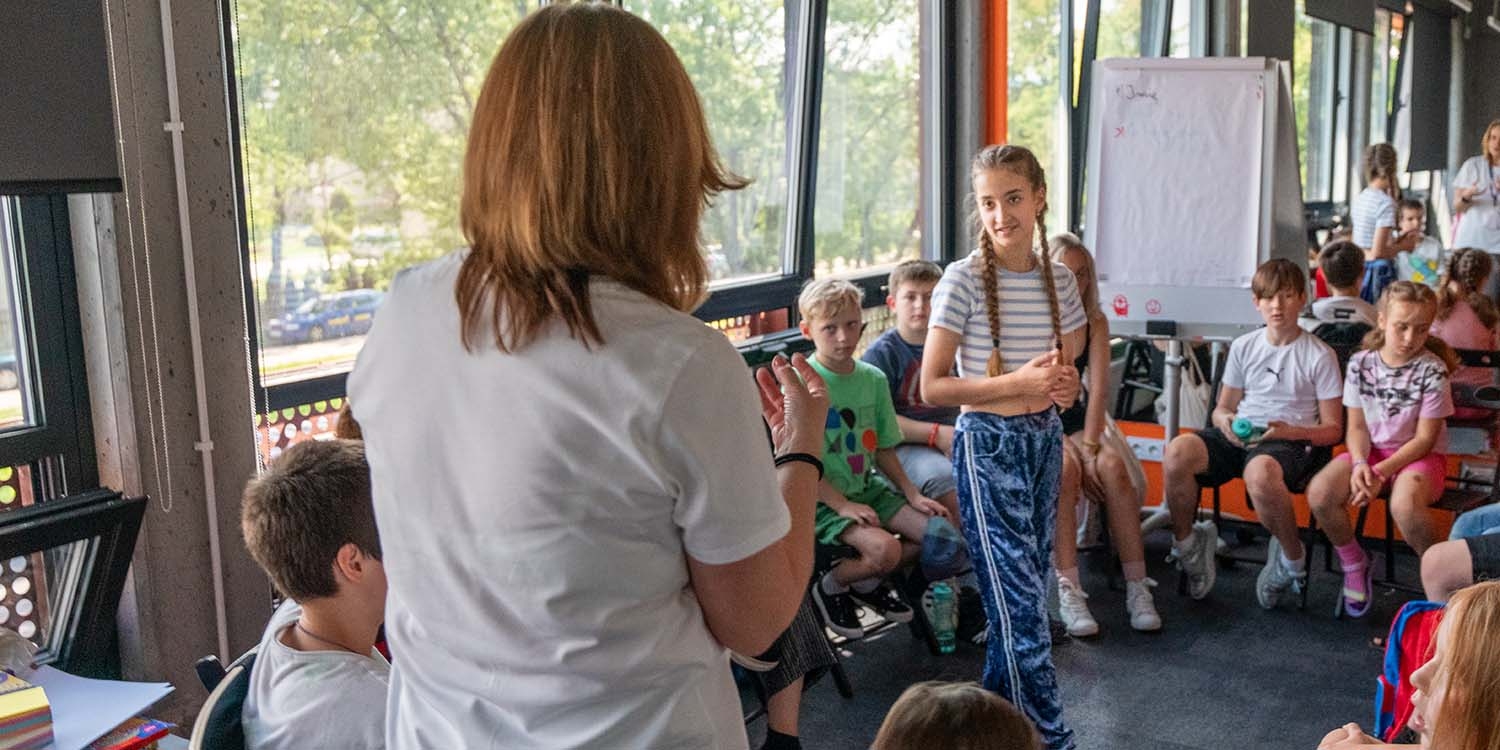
[1243,455,1304,560]
[1089,443,1148,578]
[1054,442,1084,577]
[766,676,803,738]
[937,490,960,527]
[1306,459,1356,546]
[1421,538,1475,602]
[832,524,902,587]
[1390,473,1438,555]
[1164,433,1210,542]
[884,505,933,566]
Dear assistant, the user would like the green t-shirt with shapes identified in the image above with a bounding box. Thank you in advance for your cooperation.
[808,357,904,498]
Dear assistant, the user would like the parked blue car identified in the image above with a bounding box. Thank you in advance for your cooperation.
[266,289,383,345]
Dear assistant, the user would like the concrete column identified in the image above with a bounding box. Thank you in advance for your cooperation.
[81,0,269,722]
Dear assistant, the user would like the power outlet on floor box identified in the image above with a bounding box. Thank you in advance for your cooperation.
[1125,436,1164,463]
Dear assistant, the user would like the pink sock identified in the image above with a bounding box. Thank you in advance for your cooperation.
[1121,561,1148,582]
[1335,542,1367,572]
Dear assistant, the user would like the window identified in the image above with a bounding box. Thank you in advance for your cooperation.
[635,2,799,286]
[1092,0,1144,61]
[811,3,921,278]
[234,1,532,385]
[0,202,34,432]
[1296,12,1338,202]
[1007,0,1065,234]
[1169,0,1193,58]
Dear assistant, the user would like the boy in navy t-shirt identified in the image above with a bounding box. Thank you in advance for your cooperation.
[863,260,961,521]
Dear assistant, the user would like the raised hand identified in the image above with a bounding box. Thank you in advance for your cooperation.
[755,353,830,457]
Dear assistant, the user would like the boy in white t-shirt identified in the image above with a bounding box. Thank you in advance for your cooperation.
[1162,260,1344,608]
[240,439,389,750]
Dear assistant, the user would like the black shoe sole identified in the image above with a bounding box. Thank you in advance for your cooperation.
[813,588,865,640]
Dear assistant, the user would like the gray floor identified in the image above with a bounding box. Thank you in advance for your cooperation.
[748,528,1423,750]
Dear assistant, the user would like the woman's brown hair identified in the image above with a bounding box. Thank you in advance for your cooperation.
[871,681,1041,750]
[457,3,747,352]
[1050,233,1103,323]
[1426,581,1500,750]
[1364,142,1402,201]
[1437,248,1499,329]
[1362,281,1459,373]
[971,145,1061,377]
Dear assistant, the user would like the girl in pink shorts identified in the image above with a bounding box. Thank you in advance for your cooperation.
[1307,281,1458,617]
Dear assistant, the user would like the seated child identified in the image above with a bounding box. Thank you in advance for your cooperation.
[1303,240,1377,329]
[1421,532,1500,602]
[1162,259,1344,606]
[1394,199,1446,287]
[1429,248,1500,419]
[240,439,389,750]
[1317,580,1500,749]
[871,681,1040,750]
[1307,282,1456,618]
[798,278,948,639]
[1049,235,1160,636]
[861,260,961,520]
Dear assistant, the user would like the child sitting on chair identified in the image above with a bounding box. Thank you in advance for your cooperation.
[1162,259,1344,608]
[1429,248,1500,419]
[1307,282,1456,618]
[1303,240,1377,329]
[1394,199,1445,288]
[240,439,389,750]
[799,278,948,641]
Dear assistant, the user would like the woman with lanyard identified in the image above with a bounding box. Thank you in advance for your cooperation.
[1454,120,1500,297]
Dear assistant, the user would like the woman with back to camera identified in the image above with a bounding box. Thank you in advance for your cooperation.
[347,5,827,748]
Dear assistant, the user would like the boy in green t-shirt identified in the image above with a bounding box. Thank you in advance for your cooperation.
[798,279,951,640]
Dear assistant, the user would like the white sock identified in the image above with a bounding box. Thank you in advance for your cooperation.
[851,578,882,594]
[1281,551,1306,573]
[820,571,850,595]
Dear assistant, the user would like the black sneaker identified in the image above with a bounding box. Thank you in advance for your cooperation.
[813,586,865,640]
[849,582,914,624]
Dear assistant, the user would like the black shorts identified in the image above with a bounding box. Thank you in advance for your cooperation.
[1193,427,1332,494]
[1467,533,1500,584]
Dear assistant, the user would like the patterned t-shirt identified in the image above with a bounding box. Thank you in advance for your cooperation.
[861,328,961,426]
[808,357,904,497]
[1343,349,1454,452]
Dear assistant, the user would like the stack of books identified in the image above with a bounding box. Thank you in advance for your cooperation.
[0,672,50,750]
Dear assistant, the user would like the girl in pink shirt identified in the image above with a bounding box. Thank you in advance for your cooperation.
[1308,282,1458,618]
[1429,248,1500,419]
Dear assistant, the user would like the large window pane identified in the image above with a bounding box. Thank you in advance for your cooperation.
[1008,0,1064,234]
[1094,0,1144,60]
[813,3,920,277]
[1169,0,1192,58]
[1297,13,1337,202]
[635,1,795,285]
[235,2,528,384]
[0,201,35,432]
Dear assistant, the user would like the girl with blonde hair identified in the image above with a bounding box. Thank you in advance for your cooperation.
[348,5,829,748]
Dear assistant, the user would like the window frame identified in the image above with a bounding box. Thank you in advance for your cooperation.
[0,195,96,493]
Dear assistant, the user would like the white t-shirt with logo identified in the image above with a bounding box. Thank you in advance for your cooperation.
[347,252,788,750]
[242,599,390,750]
[1222,328,1343,428]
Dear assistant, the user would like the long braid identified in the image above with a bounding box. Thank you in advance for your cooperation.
[1035,208,1062,348]
[980,231,1005,376]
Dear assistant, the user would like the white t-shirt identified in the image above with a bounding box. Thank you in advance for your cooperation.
[347,252,788,750]
[242,600,390,750]
[1306,295,1377,328]
[1453,155,1500,252]
[929,249,1087,378]
[1351,187,1397,251]
[1222,328,1343,428]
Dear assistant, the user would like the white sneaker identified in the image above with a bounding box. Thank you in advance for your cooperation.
[1125,578,1162,632]
[1256,537,1307,610]
[1168,520,1218,600]
[1057,576,1099,637]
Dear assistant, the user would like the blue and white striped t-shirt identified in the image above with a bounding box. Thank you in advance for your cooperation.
[930,249,1087,378]
[1351,186,1397,250]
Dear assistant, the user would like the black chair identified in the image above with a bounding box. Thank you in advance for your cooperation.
[1311,320,1373,373]
[189,650,258,750]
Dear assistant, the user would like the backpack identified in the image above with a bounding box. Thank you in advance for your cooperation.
[1373,600,1445,742]
[1312,321,1372,374]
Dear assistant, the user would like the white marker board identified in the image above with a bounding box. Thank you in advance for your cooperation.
[1085,57,1305,336]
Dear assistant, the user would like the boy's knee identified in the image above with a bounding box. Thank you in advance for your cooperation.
[1242,458,1286,498]
[1164,435,1205,476]
[1421,540,1472,600]
[875,533,903,572]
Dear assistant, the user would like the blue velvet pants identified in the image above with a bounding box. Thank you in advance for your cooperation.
[953,409,1074,750]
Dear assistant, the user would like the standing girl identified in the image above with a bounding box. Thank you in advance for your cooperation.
[1352,143,1419,304]
[1307,282,1457,618]
[921,145,1087,750]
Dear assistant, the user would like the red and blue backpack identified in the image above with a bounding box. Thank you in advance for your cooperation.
[1373,600,1445,742]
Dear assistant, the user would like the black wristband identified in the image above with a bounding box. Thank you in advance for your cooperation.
[774,452,824,480]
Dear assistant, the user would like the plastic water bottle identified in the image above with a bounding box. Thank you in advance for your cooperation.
[929,582,957,654]
[1231,417,1264,443]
